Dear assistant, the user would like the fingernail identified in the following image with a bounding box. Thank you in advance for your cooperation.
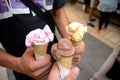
[72,67,80,75]
[29,46,34,50]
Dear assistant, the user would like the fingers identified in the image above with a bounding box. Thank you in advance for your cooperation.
[20,48,52,79]
[48,64,80,80]
[78,41,85,54]
[23,47,35,60]
[32,54,51,79]
[25,54,51,77]
[25,47,34,55]
[34,63,52,79]
[33,54,51,70]
[73,41,85,63]
[73,54,81,64]
[65,67,80,80]
[48,62,61,80]
[75,41,85,55]
[25,54,51,79]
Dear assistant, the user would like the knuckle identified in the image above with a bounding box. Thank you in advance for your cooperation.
[47,54,51,60]
[29,64,36,72]
[31,72,39,79]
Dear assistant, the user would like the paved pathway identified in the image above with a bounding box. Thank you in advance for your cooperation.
[76,33,113,80]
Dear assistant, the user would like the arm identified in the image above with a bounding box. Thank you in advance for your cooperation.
[0,48,20,71]
[54,7,69,38]
[54,7,85,64]
[0,47,52,80]
[95,0,99,6]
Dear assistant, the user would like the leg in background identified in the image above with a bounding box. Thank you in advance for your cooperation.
[87,0,96,27]
[104,12,111,29]
[98,12,104,31]
[87,7,95,27]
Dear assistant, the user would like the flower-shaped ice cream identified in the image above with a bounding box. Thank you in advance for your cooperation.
[25,25,54,59]
[25,25,54,47]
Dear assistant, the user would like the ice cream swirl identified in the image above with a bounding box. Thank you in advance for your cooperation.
[25,25,54,47]
[66,22,87,41]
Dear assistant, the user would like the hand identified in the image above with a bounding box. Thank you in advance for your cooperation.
[73,41,85,64]
[17,47,52,80]
[48,62,80,80]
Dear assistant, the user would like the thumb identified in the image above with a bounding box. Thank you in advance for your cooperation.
[23,47,34,58]
[65,67,80,80]
[48,62,60,80]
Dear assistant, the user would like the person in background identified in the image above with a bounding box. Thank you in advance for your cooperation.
[87,0,98,27]
[0,0,85,80]
[97,0,118,32]
[67,0,77,5]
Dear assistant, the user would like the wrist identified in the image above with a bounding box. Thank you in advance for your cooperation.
[15,57,24,73]
[7,56,23,73]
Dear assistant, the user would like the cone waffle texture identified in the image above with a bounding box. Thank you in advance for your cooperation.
[58,56,73,80]
[71,40,81,47]
[58,56,73,69]
[33,43,48,57]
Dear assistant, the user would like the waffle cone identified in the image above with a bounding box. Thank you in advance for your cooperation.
[71,40,81,47]
[58,56,73,69]
[33,43,48,56]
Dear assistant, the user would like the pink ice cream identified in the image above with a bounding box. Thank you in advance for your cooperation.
[25,25,54,60]
[25,25,54,47]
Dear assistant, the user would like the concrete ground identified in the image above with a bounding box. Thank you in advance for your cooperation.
[0,2,120,80]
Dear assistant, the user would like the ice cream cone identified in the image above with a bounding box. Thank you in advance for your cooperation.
[58,56,73,69]
[25,25,54,60]
[33,43,48,59]
[58,56,73,80]
[71,40,81,47]
[51,38,75,80]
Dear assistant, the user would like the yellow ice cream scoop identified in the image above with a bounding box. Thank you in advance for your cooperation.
[66,22,87,47]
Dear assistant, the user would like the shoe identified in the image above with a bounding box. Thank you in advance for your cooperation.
[87,22,95,27]
[89,78,93,80]
[90,17,96,21]
[97,29,101,32]
[103,27,107,31]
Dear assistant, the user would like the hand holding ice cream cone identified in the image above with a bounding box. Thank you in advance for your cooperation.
[25,25,54,60]
[51,38,75,80]
[66,22,87,64]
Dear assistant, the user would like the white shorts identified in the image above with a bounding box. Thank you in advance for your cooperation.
[90,0,96,8]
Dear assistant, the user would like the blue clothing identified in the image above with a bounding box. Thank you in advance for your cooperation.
[0,0,61,19]
[97,0,118,12]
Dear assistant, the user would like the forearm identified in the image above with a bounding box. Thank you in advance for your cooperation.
[0,49,21,72]
[54,7,69,38]
[95,0,99,6]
